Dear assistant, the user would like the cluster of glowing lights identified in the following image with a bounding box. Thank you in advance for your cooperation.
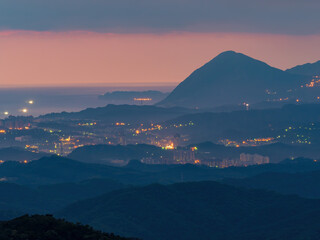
[78,122,97,126]
[302,78,320,88]
[60,136,71,142]
[25,145,39,149]
[164,143,175,150]
[115,122,125,126]
[247,137,274,143]
[220,137,275,147]
[219,139,238,146]
[133,98,152,101]
[135,124,163,134]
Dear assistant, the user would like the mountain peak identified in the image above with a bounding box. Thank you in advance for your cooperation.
[205,51,266,68]
[157,52,307,108]
[212,51,246,61]
[217,50,238,56]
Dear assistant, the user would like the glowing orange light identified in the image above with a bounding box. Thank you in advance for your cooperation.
[60,136,71,142]
[165,143,174,150]
[133,98,152,101]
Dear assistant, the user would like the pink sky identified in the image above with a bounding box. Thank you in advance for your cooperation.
[0,31,320,88]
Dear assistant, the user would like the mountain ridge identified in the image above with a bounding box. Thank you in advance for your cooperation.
[158,51,308,108]
[286,60,320,76]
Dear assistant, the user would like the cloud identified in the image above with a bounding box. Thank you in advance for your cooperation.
[0,0,319,34]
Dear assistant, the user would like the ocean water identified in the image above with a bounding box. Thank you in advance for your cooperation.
[0,85,175,117]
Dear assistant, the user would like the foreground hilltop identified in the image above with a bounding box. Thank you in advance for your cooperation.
[158,51,308,108]
[0,214,135,240]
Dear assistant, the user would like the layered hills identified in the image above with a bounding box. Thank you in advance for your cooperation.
[59,181,320,240]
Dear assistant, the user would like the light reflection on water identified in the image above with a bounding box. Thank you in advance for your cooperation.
[0,86,174,117]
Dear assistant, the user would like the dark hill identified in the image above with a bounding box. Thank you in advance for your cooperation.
[0,155,130,185]
[158,51,307,108]
[0,147,49,162]
[3,154,320,186]
[286,60,320,76]
[0,214,135,240]
[68,144,172,166]
[58,181,320,240]
[224,170,320,199]
[0,179,126,220]
[190,141,320,163]
[40,104,193,123]
[0,182,45,214]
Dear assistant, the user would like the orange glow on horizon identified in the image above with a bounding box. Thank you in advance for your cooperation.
[0,31,320,87]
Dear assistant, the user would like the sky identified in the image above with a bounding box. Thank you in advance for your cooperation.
[0,0,319,87]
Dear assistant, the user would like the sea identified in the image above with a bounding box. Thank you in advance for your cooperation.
[0,85,175,118]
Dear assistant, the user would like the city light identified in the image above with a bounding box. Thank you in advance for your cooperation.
[133,98,152,101]
[165,143,175,150]
[4,112,9,115]
[21,108,28,113]
[28,100,34,104]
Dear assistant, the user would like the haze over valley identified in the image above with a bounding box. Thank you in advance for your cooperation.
[1,1,320,239]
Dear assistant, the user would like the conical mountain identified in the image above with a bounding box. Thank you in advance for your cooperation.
[158,51,307,108]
